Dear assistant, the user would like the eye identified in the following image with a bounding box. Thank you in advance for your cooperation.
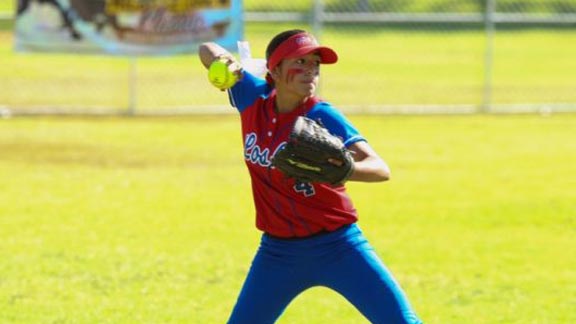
[296,58,306,65]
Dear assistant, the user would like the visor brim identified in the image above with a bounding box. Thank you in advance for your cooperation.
[285,46,338,64]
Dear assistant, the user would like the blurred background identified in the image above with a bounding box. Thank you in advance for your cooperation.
[0,0,575,115]
[1,2,575,323]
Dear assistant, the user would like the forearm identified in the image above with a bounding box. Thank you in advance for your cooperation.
[348,156,390,182]
[346,141,390,183]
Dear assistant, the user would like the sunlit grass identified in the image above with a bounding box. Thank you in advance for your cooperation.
[1,24,576,111]
[0,114,575,323]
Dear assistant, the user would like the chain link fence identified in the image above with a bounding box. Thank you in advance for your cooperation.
[0,0,575,115]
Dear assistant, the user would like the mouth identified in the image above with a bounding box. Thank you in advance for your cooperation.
[300,79,316,84]
[300,81,316,89]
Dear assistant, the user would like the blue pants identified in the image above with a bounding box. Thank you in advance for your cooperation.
[227,224,422,324]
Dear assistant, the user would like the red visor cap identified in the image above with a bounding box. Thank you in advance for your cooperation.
[267,33,338,72]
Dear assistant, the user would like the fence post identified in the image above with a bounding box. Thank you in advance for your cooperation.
[312,0,325,95]
[312,0,324,38]
[482,0,496,113]
[127,57,138,115]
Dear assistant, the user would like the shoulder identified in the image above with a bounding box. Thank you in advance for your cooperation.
[229,71,272,113]
[306,101,346,128]
[306,101,366,147]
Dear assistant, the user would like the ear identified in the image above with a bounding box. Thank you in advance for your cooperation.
[270,66,282,81]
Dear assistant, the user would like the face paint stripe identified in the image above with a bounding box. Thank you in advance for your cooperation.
[286,68,304,83]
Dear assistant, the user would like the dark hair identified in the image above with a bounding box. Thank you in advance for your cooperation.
[265,29,306,61]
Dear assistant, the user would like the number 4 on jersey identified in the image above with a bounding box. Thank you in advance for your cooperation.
[294,181,315,197]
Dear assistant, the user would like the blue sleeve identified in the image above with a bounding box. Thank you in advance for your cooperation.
[228,71,271,113]
[306,102,366,147]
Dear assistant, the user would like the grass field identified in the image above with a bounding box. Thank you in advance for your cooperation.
[1,21,576,111]
[1,3,575,323]
[0,114,575,323]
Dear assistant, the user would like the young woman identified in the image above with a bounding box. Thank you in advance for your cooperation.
[199,29,422,324]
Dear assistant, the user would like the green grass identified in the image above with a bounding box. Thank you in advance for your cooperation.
[1,24,576,111]
[0,3,12,13]
[0,114,575,323]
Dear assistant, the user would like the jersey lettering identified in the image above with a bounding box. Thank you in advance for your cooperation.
[244,132,286,167]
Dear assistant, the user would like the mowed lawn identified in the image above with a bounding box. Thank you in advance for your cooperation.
[1,22,576,110]
[0,114,574,323]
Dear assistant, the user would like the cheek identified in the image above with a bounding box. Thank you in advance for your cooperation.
[285,68,304,83]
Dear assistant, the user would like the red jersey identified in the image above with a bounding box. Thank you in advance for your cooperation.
[229,72,366,238]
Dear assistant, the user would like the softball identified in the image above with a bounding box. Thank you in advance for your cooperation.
[208,58,239,91]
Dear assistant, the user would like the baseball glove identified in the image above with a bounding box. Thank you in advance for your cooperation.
[272,116,354,185]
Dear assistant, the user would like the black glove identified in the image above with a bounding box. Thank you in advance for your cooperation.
[272,116,354,185]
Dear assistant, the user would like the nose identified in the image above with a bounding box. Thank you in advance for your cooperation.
[304,62,319,76]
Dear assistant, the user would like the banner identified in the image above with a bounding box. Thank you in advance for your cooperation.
[14,0,242,55]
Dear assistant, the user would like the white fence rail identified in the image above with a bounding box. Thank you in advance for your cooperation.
[1,0,575,115]
[246,12,576,24]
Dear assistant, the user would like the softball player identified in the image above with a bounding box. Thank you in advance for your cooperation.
[199,29,422,324]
